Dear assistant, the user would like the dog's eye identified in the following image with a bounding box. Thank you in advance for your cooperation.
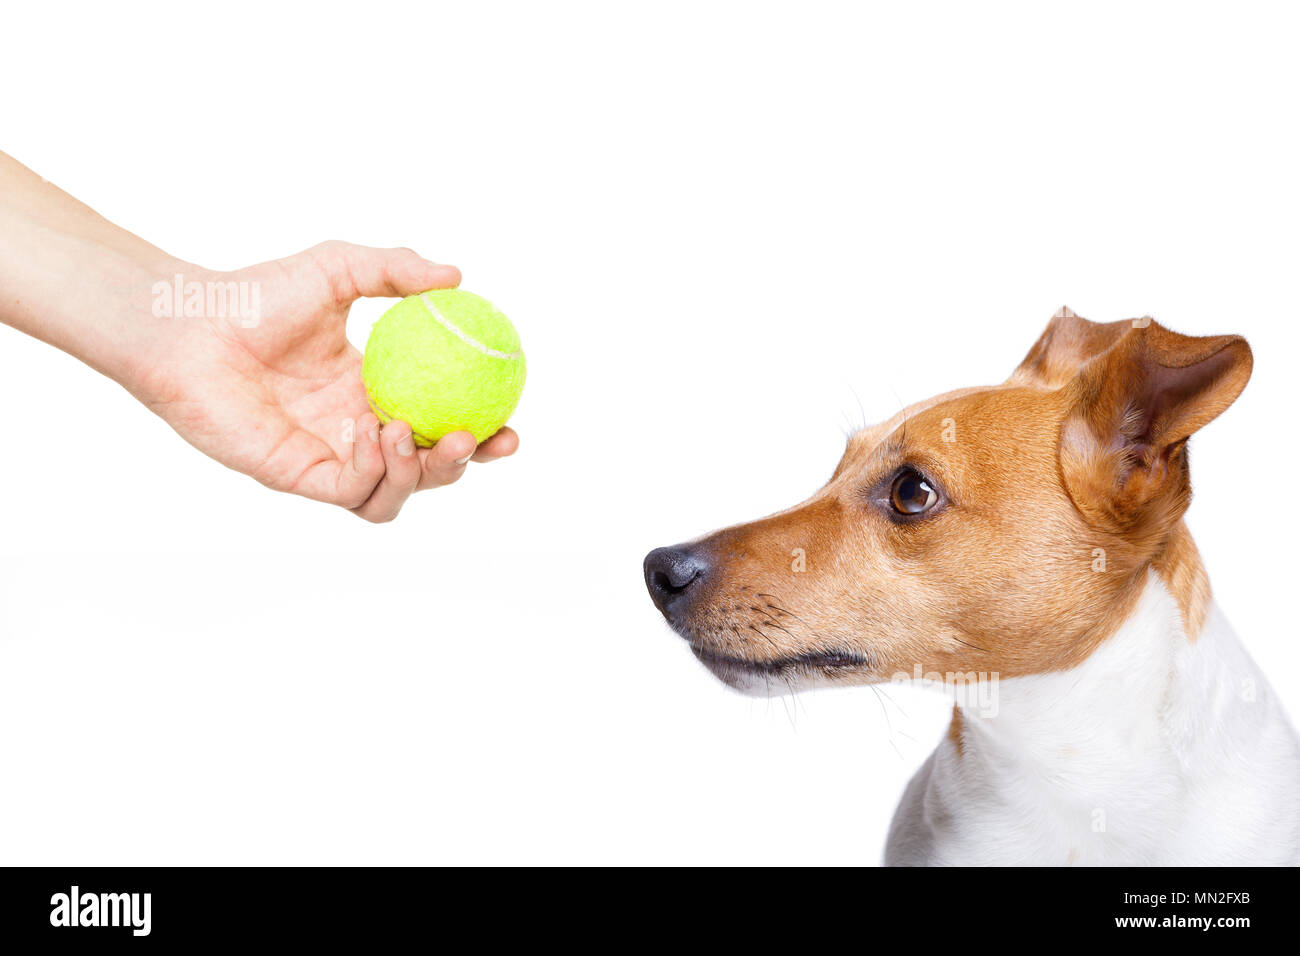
[890,469,938,515]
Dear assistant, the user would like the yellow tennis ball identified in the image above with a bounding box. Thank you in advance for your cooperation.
[362,289,526,446]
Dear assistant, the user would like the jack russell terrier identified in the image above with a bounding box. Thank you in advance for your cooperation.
[644,309,1300,865]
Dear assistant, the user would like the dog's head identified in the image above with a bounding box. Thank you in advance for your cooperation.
[643,310,1252,694]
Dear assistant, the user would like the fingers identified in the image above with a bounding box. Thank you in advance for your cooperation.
[470,426,519,463]
[414,429,519,488]
[312,240,461,302]
[347,424,522,521]
[332,412,384,506]
[351,420,423,523]
[417,430,476,490]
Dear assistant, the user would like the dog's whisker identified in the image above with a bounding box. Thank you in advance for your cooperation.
[755,595,822,633]
[748,623,782,656]
[751,606,796,639]
[875,684,909,719]
[869,684,895,743]
[779,683,796,727]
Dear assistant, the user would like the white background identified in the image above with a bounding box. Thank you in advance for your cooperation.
[2,2,1297,864]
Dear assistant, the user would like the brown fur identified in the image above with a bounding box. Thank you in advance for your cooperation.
[947,705,964,757]
[668,310,1251,689]
[1153,522,1212,639]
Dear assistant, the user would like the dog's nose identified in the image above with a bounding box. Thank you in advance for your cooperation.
[643,546,710,616]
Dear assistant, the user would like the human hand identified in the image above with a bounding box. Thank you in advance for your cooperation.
[129,241,520,522]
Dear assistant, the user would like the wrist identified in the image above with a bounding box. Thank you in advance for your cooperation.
[108,260,251,406]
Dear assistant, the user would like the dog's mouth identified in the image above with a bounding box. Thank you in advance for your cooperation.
[691,646,868,682]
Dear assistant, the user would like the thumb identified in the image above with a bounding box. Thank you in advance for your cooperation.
[311,240,461,301]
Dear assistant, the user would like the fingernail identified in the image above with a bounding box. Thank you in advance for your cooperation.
[455,454,473,465]
[368,424,379,442]
[397,435,415,457]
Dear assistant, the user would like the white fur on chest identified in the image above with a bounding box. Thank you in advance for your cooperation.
[885,574,1300,866]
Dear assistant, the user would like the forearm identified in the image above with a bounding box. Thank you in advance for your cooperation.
[0,152,184,270]
[0,151,188,389]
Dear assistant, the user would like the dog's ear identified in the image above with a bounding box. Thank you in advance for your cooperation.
[1011,307,1132,388]
[1058,319,1252,532]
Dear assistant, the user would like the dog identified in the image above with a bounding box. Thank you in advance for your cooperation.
[643,308,1300,865]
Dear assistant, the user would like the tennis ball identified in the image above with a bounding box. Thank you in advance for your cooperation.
[362,289,526,446]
